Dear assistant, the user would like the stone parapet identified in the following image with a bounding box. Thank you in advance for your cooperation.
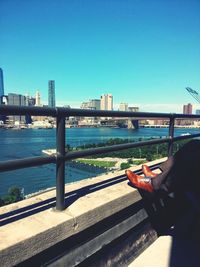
[0,159,165,266]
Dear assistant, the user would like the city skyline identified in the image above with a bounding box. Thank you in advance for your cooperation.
[2,86,199,116]
[1,74,200,113]
[1,0,200,113]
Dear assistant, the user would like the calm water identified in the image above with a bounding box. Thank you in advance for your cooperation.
[0,127,199,196]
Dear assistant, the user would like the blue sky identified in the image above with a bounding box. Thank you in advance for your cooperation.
[1,0,200,112]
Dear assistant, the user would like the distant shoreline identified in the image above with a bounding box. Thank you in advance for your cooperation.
[1,125,200,130]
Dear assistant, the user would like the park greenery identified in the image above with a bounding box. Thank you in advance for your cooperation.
[71,138,189,170]
[0,138,190,207]
[0,186,23,207]
[76,159,117,168]
[120,159,147,170]
[68,137,189,161]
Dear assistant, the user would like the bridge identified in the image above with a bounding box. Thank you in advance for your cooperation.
[100,117,139,129]
[0,105,200,266]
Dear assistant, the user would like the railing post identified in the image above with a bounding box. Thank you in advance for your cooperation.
[168,116,175,157]
[56,114,65,211]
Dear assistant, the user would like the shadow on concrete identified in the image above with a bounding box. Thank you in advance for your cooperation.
[168,193,200,267]
[0,161,161,227]
[135,185,200,267]
[0,171,132,226]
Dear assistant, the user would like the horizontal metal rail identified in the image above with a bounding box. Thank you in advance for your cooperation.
[64,138,171,160]
[173,133,200,141]
[1,105,200,210]
[1,105,200,119]
[0,138,170,172]
[0,156,55,172]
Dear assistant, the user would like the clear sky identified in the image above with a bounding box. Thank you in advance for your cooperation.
[1,0,200,112]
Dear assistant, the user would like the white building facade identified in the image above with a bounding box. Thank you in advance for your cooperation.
[35,91,41,106]
[100,94,113,111]
[119,103,128,111]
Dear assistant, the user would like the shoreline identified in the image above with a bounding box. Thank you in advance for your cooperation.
[1,124,200,130]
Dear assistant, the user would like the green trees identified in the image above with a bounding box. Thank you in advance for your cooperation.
[71,138,189,161]
[120,162,131,170]
[0,186,23,207]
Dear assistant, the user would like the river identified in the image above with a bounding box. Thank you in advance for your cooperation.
[0,127,199,196]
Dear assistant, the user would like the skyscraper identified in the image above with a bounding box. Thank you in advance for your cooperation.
[48,80,55,108]
[183,103,192,114]
[0,68,4,103]
[100,94,113,110]
[90,99,100,110]
[35,90,41,106]
[8,93,26,123]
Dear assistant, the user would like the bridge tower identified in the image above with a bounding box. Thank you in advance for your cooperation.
[127,119,139,129]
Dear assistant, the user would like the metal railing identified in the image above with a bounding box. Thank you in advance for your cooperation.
[1,105,200,210]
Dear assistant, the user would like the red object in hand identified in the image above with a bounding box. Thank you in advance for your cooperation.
[125,170,154,193]
[142,165,157,178]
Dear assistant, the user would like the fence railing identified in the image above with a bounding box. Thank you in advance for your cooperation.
[1,105,200,210]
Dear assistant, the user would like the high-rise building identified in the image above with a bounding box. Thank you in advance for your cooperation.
[90,99,100,110]
[8,93,26,123]
[119,103,128,111]
[183,103,192,114]
[35,90,41,106]
[0,68,4,104]
[48,80,55,108]
[80,102,91,109]
[81,99,100,110]
[100,94,113,110]
[8,93,26,106]
[25,94,30,106]
[196,109,200,115]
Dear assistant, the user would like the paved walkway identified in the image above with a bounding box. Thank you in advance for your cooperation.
[128,211,200,267]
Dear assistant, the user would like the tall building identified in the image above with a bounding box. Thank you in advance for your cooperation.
[8,93,26,123]
[48,80,55,108]
[196,109,200,115]
[8,93,26,106]
[183,103,192,114]
[80,102,91,109]
[90,99,100,110]
[100,94,113,110]
[35,90,41,106]
[81,99,100,110]
[0,68,4,103]
[119,103,128,111]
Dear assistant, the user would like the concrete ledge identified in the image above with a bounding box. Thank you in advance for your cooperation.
[128,236,172,267]
[0,159,164,266]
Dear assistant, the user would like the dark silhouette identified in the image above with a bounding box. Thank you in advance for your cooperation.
[126,139,200,195]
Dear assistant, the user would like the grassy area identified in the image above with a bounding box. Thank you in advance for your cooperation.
[133,159,147,165]
[120,159,147,170]
[76,159,117,168]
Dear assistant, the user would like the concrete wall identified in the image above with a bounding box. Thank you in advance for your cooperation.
[0,160,165,267]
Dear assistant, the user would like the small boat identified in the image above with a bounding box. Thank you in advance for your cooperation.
[181,133,191,136]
